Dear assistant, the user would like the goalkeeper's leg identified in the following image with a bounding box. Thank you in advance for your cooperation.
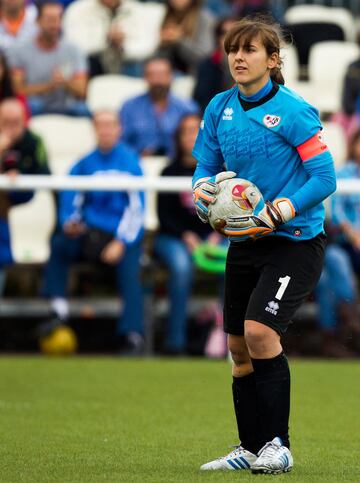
[200,335,261,470]
[243,234,325,473]
[229,334,263,455]
[245,320,293,474]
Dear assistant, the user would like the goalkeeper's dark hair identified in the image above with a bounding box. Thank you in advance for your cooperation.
[224,15,285,85]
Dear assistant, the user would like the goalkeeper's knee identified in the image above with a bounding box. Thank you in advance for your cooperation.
[228,336,253,377]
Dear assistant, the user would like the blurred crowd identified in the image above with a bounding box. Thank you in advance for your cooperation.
[1,0,360,357]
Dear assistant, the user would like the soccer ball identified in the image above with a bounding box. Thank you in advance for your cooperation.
[208,178,262,231]
[39,325,78,356]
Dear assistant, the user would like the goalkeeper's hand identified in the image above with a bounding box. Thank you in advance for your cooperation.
[219,197,296,239]
[193,171,237,223]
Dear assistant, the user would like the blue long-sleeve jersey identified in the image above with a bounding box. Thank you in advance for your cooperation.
[60,142,144,246]
[192,80,337,241]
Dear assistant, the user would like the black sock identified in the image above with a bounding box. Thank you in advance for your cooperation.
[251,352,290,449]
[232,373,262,455]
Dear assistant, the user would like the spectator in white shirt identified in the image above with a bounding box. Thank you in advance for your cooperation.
[9,0,90,117]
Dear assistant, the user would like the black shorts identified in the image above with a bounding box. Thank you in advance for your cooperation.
[224,233,326,336]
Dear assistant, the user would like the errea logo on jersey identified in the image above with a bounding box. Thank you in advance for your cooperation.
[265,300,279,315]
[263,114,281,128]
[223,107,234,120]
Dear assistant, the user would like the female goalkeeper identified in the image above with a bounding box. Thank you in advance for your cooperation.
[192,17,336,474]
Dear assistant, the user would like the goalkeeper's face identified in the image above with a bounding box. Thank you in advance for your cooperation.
[227,34,278,96]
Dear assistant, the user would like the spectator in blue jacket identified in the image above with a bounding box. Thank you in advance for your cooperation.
[314,242,358,357]
[0,98,49,293]
[120,56,198,158]
[322,129,360,355]
[42,110,145,355]
[332,129,360,270]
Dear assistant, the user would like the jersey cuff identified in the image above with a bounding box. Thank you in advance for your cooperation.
[289,197,300,215]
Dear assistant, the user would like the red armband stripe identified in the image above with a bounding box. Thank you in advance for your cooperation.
[296,131,328,162]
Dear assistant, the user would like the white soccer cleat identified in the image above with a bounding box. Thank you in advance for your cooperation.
[200,445,257,471]
[251,437,293,474]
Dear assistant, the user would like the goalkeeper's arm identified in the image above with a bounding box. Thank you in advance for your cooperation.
[289,153,336,215]
[221,146,336,239]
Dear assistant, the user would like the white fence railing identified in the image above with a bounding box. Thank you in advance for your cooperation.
[0,174,357,194]
[1,174,358,264]
[0,175,191,192]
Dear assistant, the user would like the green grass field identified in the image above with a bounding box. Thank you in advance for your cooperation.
[0,357,359,483]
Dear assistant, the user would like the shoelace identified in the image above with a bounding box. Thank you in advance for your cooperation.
[258,442,279,460]
[217,445,244,461]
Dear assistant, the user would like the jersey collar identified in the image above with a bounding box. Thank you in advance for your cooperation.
[238,82,279,112]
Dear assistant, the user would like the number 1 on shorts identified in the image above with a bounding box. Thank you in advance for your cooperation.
[275,276,291,300]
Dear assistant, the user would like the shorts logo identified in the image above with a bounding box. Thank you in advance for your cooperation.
[200,119,205,130]
[263,114,281,128]
[265,300,279,315]
[293,228,302,237]
[223,107,234,121]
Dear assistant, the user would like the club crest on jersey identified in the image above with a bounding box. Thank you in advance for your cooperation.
[223,107,234,120]
[263,114,281,128]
